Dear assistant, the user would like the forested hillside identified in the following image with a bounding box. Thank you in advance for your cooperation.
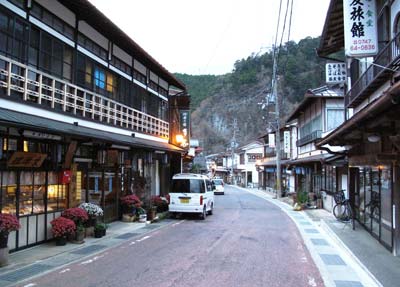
[175,37,326,154]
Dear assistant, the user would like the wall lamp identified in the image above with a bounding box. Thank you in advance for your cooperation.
[367,134,381,143]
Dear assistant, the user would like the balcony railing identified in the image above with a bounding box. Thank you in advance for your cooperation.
[296,130,322,147]
[347,32,400,108]
[0,55,169,138]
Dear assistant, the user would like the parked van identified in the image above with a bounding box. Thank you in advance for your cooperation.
[168,173,215,220]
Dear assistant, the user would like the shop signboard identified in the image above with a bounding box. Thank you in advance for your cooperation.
[325,62,346,84]
[343,0,377,57]
[179,110,190,148]
[283,131,291,153]
[7,152,47,167]
[268,133,275,148]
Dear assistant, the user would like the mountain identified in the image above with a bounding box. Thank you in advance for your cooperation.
[175,37,327,155]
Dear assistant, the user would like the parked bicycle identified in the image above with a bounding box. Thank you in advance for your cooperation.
[333,189,352,222]
[365,191,380,221]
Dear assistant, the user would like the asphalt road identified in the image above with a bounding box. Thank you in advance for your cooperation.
[18,186,324,287]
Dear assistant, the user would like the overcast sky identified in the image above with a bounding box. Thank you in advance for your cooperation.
[89,0,330,75]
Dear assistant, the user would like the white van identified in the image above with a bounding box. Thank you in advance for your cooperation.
[168,173,215,220]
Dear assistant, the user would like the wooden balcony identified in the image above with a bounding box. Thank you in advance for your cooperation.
[0,55,169,138]
[347,32,400,108]
[296,130,322,147]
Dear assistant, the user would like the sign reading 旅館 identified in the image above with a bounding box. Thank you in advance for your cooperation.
[344,0,378,57]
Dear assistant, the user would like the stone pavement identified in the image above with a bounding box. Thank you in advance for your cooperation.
[243,187,400,287]
[0,218,175,287]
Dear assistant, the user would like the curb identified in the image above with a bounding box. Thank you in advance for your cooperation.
[319,219,383,287]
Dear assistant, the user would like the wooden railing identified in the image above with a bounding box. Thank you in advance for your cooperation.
[296,130,322,147]
[347,32,400,108]
[0,55,169,138]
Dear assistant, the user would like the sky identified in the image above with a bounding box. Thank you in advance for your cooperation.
[89,0,330,75]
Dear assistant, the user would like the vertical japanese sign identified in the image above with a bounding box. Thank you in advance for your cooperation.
[326,62,346,84]
[343,0,377,57]
[283,131,290,154]
[179,110,190,147]
[268,133,275,148]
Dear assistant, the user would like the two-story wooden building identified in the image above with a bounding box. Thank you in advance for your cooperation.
[0,0,188,251]
[317,0,400,254]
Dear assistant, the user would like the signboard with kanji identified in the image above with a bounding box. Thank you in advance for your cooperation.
[326,62,346,84]
[283,131,291,154]
[7,152,47,168]
[344,0,377,57]
[179,110,190,148]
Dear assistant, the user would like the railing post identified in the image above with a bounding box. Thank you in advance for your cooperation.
[6,61,11,96]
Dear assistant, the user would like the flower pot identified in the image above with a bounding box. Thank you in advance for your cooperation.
[122,214,136,222]
[147,209,156,221]
[55,236,67,246]
[94,229,103,238]
[0,233,9,249]
[138,214,147,222]
[0,247,9,267]
[74,229,85,243]
[85,226,94,237]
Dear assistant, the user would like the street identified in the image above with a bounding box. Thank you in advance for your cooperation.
[18,186,324,287]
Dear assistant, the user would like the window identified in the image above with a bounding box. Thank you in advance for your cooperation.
[30,2,74,40]
[94,68,105,89]
[326,109,344,131]
[78,33,107,60]
[111,56,131,75]
[171,179,205,194]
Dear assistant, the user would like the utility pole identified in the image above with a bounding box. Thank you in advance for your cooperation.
[271,47,282,199]
[230,118,238,185]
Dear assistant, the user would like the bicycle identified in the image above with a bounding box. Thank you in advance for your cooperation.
[333,189,352,222]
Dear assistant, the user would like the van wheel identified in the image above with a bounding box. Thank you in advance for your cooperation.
[207,203,213,215]
[200,206,207,220]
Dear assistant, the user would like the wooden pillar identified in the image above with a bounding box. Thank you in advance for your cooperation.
[393,162,400,256]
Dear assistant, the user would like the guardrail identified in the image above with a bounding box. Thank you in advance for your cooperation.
[296,130,322,147]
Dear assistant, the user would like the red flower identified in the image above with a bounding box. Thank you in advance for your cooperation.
[0,214,21,234]
[120,195,142,208]
[50,217,76,238]
[62,207,89,225]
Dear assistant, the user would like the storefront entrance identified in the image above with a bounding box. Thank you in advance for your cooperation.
[353,166,392,250]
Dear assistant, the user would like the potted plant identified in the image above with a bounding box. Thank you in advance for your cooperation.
[79,203,103,225]
[136,207,147,222]
[120,194,142,222]
[0,214,21,266]
[151,195,169,213]
[61,207,88,243]
[294,190,308,211]
[50,217,76,246]
[94,223,107,238]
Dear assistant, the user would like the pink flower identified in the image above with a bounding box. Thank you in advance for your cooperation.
[0,214,21,234]
[50,217,76,238]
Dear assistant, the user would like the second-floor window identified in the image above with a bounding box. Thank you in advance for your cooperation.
[240,154,244,165]
[326,108,344,132]
[300,113,321,137]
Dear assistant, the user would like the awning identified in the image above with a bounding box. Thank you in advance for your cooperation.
[317,83,400,147]
[259,159,290,167]
[288,154,331,166]
[0,108,183,153]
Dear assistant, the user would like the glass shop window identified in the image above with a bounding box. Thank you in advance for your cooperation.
[0,171,17,214]
[47,172,67,212]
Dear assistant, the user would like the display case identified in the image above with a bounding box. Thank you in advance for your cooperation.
[0,171,17,214]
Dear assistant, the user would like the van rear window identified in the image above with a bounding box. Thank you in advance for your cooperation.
[171,179,205,193]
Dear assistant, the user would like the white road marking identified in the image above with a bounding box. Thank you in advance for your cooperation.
[59,268,70,274]
[136,235,150,242]
[23,284,37,287]
[301,256,308,263]
[307,276,317,287]
[80,259,93,265]
[172,220,185,227]
[129,241,136,245]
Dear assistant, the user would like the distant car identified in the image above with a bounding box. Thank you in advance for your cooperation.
[168,173,214,220]
[212,179,225,195]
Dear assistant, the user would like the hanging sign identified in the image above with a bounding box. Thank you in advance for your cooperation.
[179,110,190,148]
[268,133,275,148]
[7,152,47,168]
[283,131,291,154]
[326,62,346,84]
[343,0,378,57]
